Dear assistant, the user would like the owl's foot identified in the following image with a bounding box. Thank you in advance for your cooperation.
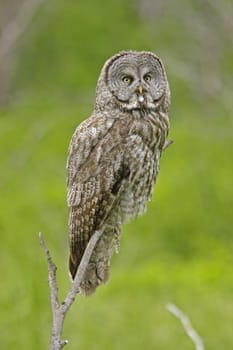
[79,260,109,296]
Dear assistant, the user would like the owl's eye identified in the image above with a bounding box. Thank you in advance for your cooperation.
[144,74,152,82]
[122,76,133,85]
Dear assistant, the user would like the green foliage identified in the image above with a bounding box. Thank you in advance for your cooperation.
[1,0,233,349]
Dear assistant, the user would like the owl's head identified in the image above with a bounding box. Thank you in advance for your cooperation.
[95,51,170,113]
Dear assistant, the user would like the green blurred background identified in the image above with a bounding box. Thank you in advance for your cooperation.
[1,0,233,349]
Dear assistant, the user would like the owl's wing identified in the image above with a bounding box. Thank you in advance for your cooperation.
[67,115,129,279]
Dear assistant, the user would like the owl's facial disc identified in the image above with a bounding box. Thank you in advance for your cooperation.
[107,53,165,111]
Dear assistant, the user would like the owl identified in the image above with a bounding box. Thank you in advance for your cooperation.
[67,50,170,295]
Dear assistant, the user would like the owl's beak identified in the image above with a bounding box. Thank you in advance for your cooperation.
[137,85,144,103]
[137,85,143,94]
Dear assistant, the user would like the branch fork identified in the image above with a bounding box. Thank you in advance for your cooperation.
[39,229,103,350]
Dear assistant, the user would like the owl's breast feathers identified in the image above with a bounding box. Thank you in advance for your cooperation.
[115,110,169,220]
[67,110,169,283]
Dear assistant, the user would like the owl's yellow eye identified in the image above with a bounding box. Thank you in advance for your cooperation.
[144,74,151,82]
[122,76,133,85]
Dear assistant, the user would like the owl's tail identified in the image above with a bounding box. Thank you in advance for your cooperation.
[69,224,121,295]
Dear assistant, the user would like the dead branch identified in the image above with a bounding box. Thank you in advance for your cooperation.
[163,138,173,152]
[167,303,205,350]
[39,229,103,350]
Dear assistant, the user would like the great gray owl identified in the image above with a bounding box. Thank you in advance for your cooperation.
[67,50,170,295]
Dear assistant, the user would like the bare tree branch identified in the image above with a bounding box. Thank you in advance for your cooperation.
[167,303,205,350]
[162,138,173,152]
[62,229,103,310]
[39,232,59,318]
[39,229,103,350]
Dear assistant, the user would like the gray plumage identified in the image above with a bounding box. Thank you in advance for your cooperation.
[67,50,170,295]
